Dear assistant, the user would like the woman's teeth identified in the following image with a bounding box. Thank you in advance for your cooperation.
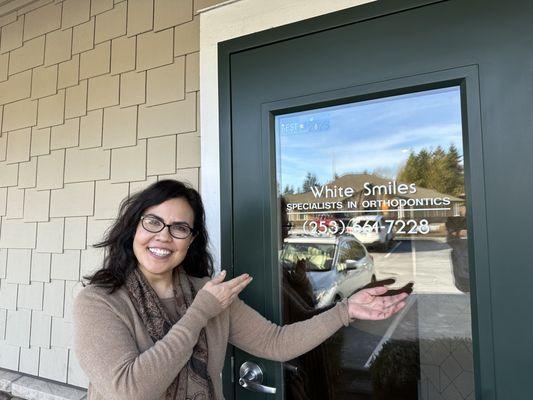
[148,247,171,257]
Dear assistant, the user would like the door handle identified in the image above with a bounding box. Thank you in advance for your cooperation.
[238,361,277,394]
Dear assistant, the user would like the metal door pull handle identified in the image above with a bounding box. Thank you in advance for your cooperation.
[239,378,277,394]
[239,361,277,394]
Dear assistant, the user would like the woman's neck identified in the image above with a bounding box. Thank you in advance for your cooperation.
[139,268,174,298]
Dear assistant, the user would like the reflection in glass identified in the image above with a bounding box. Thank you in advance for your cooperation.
[276,87,474,400]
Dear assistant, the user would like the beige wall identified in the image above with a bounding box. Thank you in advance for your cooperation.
[0,0,224,388]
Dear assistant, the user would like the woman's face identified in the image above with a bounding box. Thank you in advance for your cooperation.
[133,197,195,282]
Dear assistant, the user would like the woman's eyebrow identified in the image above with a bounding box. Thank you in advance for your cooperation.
[169,221,192,227]
[144,213,163,221]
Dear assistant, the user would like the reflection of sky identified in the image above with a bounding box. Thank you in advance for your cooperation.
[276,87,463,191]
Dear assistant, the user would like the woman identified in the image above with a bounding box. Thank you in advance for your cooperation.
[73,180,408,400]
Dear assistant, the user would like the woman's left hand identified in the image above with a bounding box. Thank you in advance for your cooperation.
[347,286,409,320]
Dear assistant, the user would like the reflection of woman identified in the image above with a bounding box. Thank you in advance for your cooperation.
[282,259,336,400]
[280,196,335,400]
[73,180,408,400]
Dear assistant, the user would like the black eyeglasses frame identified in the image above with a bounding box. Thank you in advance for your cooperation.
[140,215,196,239]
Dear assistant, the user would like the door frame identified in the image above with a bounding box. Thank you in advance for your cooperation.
[218,0,496,398]
[257,66,492,399]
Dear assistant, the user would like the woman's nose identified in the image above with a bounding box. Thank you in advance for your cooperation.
[155,226,173,241]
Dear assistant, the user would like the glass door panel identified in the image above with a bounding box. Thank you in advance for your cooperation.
[275,86,474,400]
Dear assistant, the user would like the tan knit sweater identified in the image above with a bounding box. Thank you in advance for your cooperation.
[73,274,351,400]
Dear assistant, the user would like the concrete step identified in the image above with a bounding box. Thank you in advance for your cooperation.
[0,369,86,400]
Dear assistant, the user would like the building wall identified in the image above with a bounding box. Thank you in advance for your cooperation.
[0,0,224,388]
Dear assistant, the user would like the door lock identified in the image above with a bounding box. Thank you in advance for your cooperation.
[238,361,277,394]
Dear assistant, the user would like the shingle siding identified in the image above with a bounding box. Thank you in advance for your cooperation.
[0,0,209,388]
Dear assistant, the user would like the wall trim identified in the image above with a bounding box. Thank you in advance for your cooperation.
[0,0,42,18]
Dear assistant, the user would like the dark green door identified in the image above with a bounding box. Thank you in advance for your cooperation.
[219,1,533,399]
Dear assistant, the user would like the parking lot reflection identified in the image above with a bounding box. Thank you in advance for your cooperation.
[280,237,473,400]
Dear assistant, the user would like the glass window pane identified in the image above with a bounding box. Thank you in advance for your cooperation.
[276,86,474,400]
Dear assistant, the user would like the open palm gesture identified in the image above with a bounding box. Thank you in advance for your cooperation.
[347,286,409,320]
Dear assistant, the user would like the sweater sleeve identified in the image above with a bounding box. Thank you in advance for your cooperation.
[228,298,351,362]
[73,287,222,400]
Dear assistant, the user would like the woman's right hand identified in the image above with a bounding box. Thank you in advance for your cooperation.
[202,270,253,309]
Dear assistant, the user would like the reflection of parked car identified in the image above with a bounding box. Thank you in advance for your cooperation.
[346,215,394,250]
[281,236,376,307]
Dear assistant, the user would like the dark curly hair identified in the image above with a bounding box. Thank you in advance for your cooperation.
[86,180,213,291]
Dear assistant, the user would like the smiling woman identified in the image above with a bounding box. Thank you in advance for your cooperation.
[72,179,407,400]
[133,198,196,298]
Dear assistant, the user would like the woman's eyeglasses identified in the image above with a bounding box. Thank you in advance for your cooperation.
[140,215,195,239]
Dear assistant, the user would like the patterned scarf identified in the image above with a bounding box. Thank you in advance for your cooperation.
[125,267,213,400]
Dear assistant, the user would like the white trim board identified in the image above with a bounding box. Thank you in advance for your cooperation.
[0,0,40,18]
[199,0,374,267]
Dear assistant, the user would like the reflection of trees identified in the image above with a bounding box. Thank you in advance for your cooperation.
[283,185,296,195]
[301,172,320,193]
[398,145,464,196]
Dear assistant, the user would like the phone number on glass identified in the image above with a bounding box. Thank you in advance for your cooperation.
[302,219,430,236]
